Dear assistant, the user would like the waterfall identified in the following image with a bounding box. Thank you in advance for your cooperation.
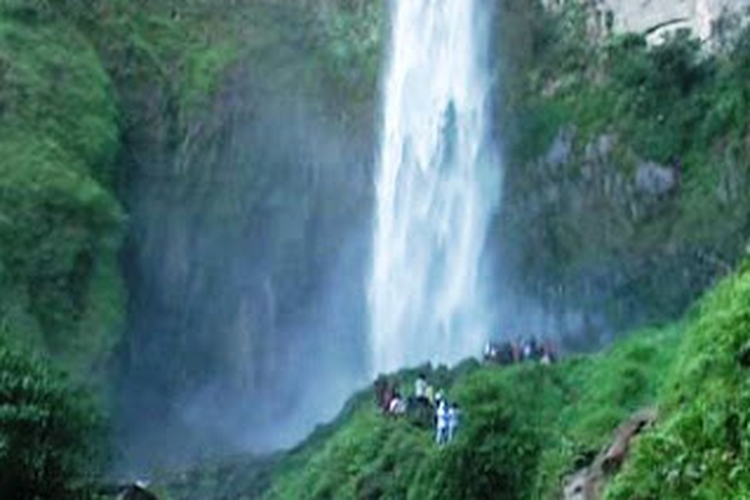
[369,0,502,374]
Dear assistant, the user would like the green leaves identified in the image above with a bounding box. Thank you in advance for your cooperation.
[607,267,750,499]
[0,11,124,371]
[0,338,105,500]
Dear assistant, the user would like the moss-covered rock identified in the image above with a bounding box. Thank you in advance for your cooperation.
[496,5,750,339]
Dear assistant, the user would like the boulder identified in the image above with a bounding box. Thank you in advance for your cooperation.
[545,129,576,169]
[562,408,657,500]
[593,0,750,43]
[635,161,677,197]
[116,484,159,500]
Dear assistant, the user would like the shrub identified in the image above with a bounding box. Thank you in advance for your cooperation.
[0,11,124,368]
[607,266,750,499]
[0,337,106,499]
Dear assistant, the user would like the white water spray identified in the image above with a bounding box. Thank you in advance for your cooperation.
[369,0,502,374]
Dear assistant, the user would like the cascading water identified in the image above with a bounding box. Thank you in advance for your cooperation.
[369,0,502,374]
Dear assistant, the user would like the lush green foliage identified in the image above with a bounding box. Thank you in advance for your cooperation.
[163,328,679,500]
[0,9,124,375]
[0,336,106,500]
[608,261,750,499]
[167,259,750,500]
[497,1,750,333]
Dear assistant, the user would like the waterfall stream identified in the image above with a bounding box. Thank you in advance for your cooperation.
[369,0,502,374]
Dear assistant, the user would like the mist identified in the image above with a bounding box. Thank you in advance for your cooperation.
[115,54,375,472]
[110,0,620,476]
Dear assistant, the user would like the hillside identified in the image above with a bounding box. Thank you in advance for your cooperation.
[162,257,750,499]
[494,0,750,343]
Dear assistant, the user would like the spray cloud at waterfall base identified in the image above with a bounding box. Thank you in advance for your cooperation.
[369,0,502,375]
[115,73,372,471]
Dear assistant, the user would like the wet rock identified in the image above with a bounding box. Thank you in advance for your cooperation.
[562,408,657,500]
[635,161,677,197]
[117,484,159,500]
[545,129,576,169]
[559,0,750,45]
[563,467,598,500]
[584,134,616,163]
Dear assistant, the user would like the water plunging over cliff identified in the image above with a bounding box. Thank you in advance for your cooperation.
[369,0,501,374]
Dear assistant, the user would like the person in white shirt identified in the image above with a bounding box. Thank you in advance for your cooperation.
[436,400,449,445]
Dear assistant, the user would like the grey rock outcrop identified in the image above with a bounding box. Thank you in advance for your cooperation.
[545,129,576,169]
[562,408,658,500]
[635,161,678,197]
[544,0,750,45]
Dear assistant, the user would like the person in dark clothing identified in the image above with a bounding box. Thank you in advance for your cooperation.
[374,376,389,412]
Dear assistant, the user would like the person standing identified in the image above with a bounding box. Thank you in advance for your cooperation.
[425,384,436,406]
[415,374,428,401]
[448,403,461,442]
[436,400,449,446]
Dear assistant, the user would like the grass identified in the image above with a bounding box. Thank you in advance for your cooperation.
[607,260,750,499]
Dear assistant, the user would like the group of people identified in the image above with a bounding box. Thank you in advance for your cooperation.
[371,338,560,445]
[483,337,558,366]
[374,374,460,446]
[415,374,461,446]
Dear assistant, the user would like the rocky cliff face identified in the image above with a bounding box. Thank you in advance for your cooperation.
[113,1,383,469]
[545,0,750,44]
[118,64,373,465]
[498,129,736,349]
[492,0,750,349]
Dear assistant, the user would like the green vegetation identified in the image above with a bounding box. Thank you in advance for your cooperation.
[1,0,749,496]
[0,0,384,382]
[0,7,124,376]
[608,260,750,499]
[161,328,681,499]
[258,327,680,500]
[163,259,750,500]
[0,336,106,500]
[0,0,384,488]
[496,1,750,332]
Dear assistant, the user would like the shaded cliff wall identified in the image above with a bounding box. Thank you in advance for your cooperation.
[113,1,383,468]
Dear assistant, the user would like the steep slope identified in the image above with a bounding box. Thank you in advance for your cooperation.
[609,259,750,498]
[162,256,750,500]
